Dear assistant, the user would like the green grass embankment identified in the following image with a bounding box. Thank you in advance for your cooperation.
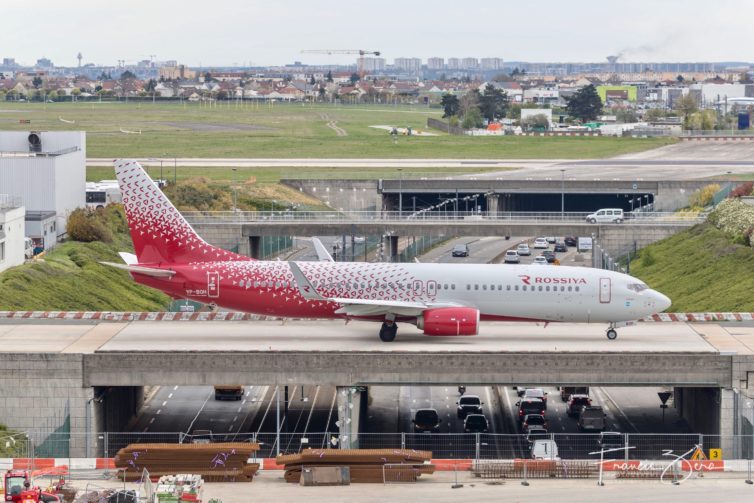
[0,233,169,311]
[630,223,754,312]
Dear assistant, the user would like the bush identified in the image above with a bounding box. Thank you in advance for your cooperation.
[729,182,754,199]
[641,249,656,267]
[708,198,754,245]
[461,108,484,129]
[66,208,114,243]
[688,183,721,208]
[163,178,232,211]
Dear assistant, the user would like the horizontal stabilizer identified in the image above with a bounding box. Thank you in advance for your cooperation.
[99,261,176,278]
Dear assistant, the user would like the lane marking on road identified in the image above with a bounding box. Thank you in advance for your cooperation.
[501,386,519,433]
[185,388,214,434]
[149,418,155,424]
[242,400,247,405]
[156,409,161,415]
[173,386,179,391]
[233,415,238,422]
[162,401,167,407]
[237,406,243,413]
[227,424,233,432]
[168,393,173,399]
[143,427,149,432]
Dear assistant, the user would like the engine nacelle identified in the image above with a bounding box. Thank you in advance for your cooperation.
[417,307,480,336]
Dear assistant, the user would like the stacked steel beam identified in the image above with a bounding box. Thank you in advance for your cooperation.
[277,448,434,484]
[114,443,260,482]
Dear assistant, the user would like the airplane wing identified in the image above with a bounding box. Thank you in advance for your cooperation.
[288,261,460,317]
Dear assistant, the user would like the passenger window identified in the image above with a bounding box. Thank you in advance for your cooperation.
[597,210,605,216]
[474,285,479,290]
[498,285,502,291]
[451,284,456,290]
[522,285,527,291]
[538,286,543,291]
[575,286,580,292]
[515,285,519,291]
[506,285,511,291]
[467,284,471,290]
[482,285,487,291]
[254,281,259,288]
[568,286,572,292]
[561,286,565,292]
[546,286,550,292]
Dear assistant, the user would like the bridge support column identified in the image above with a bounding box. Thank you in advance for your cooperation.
[249,236,261,259]
[385,235,399,262]
[719,388,736,457]
[336,386,363,449]
[486,194,500,216]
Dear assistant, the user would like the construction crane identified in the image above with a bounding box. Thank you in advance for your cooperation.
[301,49,381,78]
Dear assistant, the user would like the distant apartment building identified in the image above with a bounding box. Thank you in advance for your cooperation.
[480,58,504,71]
[36,58,53,68]
[1,58,16,67]
[427,57,445,70]
[393,57,422,74]
[461,58,479,70]
[0,196,25,273]
[447,58,461,70]
[159,64,197,80]
[362,57,386,73]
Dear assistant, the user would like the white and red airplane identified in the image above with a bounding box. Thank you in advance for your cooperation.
[105,160,671,342]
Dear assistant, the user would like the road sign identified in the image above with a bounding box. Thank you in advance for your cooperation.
[658,391,672,404]
[709,448,722,460]
[691,447,708,460]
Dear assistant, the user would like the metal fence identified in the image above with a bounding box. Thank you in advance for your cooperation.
[183,210,705,225]
[26,432,754,462]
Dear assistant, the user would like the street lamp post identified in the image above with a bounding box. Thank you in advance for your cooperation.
[560,169,565,218]
[397,168,403,217]
[411,196,417,215]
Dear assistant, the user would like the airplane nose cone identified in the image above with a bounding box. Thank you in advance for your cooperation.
[655,291,671,312]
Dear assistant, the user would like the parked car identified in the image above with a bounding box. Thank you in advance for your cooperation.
[504,250,520,264]
[531,439,560,460]
[559,386,589,402]
[553,242,567,253]
[457,395,483,418]
[516,243,531,256]
[578,406,607,432]
[523,388,547,409]
[522,414,548,433]
[564,236,578,247]
[533,256,548,265]
[586,208,624,224]
[516,398,546,422]
[413,408,442,433]
[463,414,489,433]
[533,237,548,249]
[452,244,470,257]
[566,394,592,417]
[545,236,557,244]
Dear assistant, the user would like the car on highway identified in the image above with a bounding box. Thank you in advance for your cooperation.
[526,427,550,444]
[597,431,626,459]
[516,243,531,256]
[504,250,520,264]
[545,236,557,244]
[578,405,607,432]
[514,386,528,397]
[586,208,624,224]
[541,251,557,263]
[530,439,560,460]
[564,236,578,247]
[452,244,470,257]
[457,395,484,418]
[522,414,548,433]
[559,386,589,402]
[516,398,546,422]
[413,408,442,433]
[533,256,548,265]
[463,414,489,433]
[566,394,592,417]
[523,388,548,409]
[533,237,548,249]
[554,242,567,253]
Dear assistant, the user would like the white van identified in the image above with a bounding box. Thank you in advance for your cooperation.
[530,439,560,460]
[585,208,624,224]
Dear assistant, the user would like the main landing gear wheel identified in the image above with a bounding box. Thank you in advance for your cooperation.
[379,322,397,342]
[606,329,618,340]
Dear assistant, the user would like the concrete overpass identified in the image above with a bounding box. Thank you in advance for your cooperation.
[185,212,702,258]
[1,317,752,456]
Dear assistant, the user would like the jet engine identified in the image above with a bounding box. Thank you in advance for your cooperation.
[417,307,480,336]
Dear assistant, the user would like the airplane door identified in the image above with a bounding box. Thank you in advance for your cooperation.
[412,280,424,296]
[427,280,437,297]
[599,277,611,303]
[207,271,220,298]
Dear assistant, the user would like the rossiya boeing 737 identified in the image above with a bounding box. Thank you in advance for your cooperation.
[103,160,672,342]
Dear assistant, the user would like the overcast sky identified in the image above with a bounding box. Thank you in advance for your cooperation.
[2,0,752,67]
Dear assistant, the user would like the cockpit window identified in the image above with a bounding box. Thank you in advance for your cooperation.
[628,283,649,292]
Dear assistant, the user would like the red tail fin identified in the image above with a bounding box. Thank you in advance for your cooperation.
[115,159,251,264]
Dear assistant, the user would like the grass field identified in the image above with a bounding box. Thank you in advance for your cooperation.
[630,223,754,312]
[0,233,169,311]
[1,102,675,159]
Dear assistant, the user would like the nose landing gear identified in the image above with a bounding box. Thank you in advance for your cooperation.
[379,321,398,342]
[606,323,618,340]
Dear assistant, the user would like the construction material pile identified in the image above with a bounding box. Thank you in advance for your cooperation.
[114,443,259,482]
[277,448,434,484]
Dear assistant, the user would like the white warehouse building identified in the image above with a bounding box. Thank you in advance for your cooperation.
[0,131,86,242]
[0,196,25,273]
